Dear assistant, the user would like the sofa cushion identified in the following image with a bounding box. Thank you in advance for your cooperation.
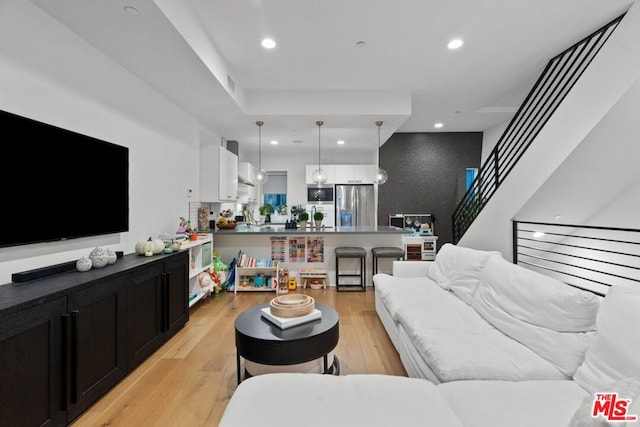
[426,243,502,304]
[395,286,566,382]
[472,256,600,377]
[440,380,588,427]
[220,373,465,427]
[374,273,442,320]
[573,284,640,393]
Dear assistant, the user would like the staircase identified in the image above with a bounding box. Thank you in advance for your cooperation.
[452,14,625,244]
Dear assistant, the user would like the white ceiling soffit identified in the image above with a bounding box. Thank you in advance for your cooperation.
[30,0,633,155]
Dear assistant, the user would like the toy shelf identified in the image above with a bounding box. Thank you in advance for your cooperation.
[234,266,279,293]
[180,234,214,307]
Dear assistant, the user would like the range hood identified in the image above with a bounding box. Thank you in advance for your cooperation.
[238,162,256,186]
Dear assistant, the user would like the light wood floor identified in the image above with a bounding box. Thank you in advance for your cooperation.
[71,288,407,426]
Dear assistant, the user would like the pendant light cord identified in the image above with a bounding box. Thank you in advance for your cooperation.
[316,121,323,171]
[376,120,383,169]
[257,121,263,170]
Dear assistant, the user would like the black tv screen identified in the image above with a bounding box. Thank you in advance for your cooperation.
[0,108,129,248]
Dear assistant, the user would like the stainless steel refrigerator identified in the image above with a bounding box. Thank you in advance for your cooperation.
[335,184,376,228]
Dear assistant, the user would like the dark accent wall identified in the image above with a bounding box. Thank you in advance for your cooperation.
[378,132,483,248]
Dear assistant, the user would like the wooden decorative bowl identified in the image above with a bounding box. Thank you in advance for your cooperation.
[217,222,237,229]
[270,294,315,318]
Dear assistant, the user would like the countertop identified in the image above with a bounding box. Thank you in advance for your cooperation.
[214,225,408,235]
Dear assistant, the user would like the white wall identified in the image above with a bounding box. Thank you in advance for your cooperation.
[481,119,509,164]
[0,1,213,284]
[516,77,640,228]
[584,178,640,228]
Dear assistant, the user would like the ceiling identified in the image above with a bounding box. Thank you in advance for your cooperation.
[31,0,633,157]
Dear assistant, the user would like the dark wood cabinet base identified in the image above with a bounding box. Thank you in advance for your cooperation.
[0,251,189,426]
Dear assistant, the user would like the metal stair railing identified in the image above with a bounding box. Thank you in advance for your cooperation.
[452,13,625,243]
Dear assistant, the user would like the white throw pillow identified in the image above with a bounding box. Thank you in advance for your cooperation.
[569,377,640,426]
[476,257,601,332]
[574,284,640,393]
[472,257,601,376]
[426,243,502,304]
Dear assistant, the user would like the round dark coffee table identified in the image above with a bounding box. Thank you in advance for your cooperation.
[235,302,340,384]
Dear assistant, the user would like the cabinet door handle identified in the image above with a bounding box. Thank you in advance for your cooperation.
[70,310,79,403]
[162,272,170,331]
[61,314,70,411]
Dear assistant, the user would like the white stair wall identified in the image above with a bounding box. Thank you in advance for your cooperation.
[459,2,640,259]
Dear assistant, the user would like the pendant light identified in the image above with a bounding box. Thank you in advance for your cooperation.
[311,120,328,184]
[254,121,268,184]
[373,120,388,185]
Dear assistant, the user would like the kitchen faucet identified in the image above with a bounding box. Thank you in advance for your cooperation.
[311,206,317,219]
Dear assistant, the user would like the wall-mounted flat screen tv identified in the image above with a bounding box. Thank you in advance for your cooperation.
[0,108,129,248]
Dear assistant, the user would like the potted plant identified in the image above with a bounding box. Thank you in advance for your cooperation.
[278,204,288,215]
[259,204,275,223]
[298,211,309,230]
[313,211,324,230]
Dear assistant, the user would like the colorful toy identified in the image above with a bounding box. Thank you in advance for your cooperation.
[277,267,290,294]
[209,270,223,294]
[214,255,229,285]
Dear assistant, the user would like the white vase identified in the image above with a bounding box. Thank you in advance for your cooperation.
[299,220,308,230]
[314,220,323,230]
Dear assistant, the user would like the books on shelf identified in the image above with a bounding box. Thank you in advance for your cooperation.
[260,307,322,329]
[236,250,278,268]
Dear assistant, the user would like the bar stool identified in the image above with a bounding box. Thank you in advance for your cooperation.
[335,247,366,292]
[371,247,405,277]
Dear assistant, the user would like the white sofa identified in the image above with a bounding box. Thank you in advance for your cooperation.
[373,243,601,383]
[220,374,590,427]
[221,244,640,427]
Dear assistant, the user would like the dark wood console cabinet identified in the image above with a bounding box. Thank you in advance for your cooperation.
[0,251,189,426]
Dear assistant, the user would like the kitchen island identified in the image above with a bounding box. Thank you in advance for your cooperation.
[214,225,408,288]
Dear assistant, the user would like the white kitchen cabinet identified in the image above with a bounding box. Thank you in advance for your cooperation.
[247,183,258,202]
[334,164,375,184]
[200,143,238,202]
[305,164,335,184]
[237,182,258,203]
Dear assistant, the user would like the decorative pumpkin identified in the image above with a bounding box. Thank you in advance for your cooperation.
[76,256,92,272]
[106,248,117,265]
[170,242,181,252]
[151,238,165,254]
[135,238,157,256]
[163,246,173,254]
[88,247,110,268]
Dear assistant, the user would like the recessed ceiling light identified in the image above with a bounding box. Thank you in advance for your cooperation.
[434,123,444,129]
[124,6,140,15]
[270,140,279,145]
[447,38,464,50]
[261,38,276,49]
[355,41,366,47]
[336,140,345,145]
